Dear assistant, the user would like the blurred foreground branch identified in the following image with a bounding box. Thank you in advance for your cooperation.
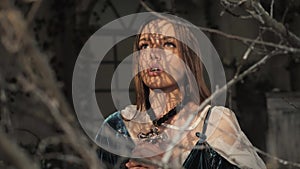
[0,1,101,169]
[0,129,39,169]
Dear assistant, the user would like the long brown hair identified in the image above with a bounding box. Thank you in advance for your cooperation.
[133,18,210,111]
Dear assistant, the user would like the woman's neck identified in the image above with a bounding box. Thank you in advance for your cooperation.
[148,86,184,118]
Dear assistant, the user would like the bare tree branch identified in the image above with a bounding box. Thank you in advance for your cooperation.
[140,0,300,53]
[199,26,300,53]
[162,50,285,164]
[0,89,13,133]
[0,129,40,169]
[235,36,258,77]
[17,76,102,169]
[240,0,300,47]
[139,1,300,167]
[0,1,102,169]
[26,0,42,24]
[270,0,274,18]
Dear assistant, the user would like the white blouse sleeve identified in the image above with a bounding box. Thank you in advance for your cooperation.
[206,106,266,169]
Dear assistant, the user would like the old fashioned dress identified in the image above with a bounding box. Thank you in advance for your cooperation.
[95,105,266,169]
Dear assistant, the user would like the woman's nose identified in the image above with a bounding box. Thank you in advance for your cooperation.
[150,48,162,60]
[150,53,161,60]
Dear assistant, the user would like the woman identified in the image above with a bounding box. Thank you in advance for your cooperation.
[96,17,266,169]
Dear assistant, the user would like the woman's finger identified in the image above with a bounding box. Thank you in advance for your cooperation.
[126,160,156,169]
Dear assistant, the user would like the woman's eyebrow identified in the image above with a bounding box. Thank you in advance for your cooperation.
[139,37,149,42]
[163,36,175,40]
[139,36,175,41]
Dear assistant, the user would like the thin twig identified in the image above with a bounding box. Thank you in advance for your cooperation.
[234,36,258,77]
[270,0,274,18]
[281,1,291,23]
[254,147,300,168]
[26,0,42,24]
[243,0,300,47]
[162,50,285,164]
[199,26,300,53]
[139,0,300,53]
[281,97,300,111]
[165,111,300,168]
[139,1,300,167]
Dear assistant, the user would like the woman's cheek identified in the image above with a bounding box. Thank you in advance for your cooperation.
[138,58,148,71]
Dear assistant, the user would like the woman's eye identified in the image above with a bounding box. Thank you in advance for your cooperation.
[139,43,149,49]
[163,42,176,48]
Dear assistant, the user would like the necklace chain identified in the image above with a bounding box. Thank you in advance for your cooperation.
[137,102,183,143]
[148,102,183,126]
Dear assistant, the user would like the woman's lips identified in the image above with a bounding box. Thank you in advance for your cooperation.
[147,67,163,76]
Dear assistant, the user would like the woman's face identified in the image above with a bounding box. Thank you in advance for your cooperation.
[137,19,186,91]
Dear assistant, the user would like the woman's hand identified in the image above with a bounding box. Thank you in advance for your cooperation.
[125,159,157,169]
[131,140,166,157]
[126,142,164,169]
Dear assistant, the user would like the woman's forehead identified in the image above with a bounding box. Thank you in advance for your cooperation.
[140,19,176,37]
